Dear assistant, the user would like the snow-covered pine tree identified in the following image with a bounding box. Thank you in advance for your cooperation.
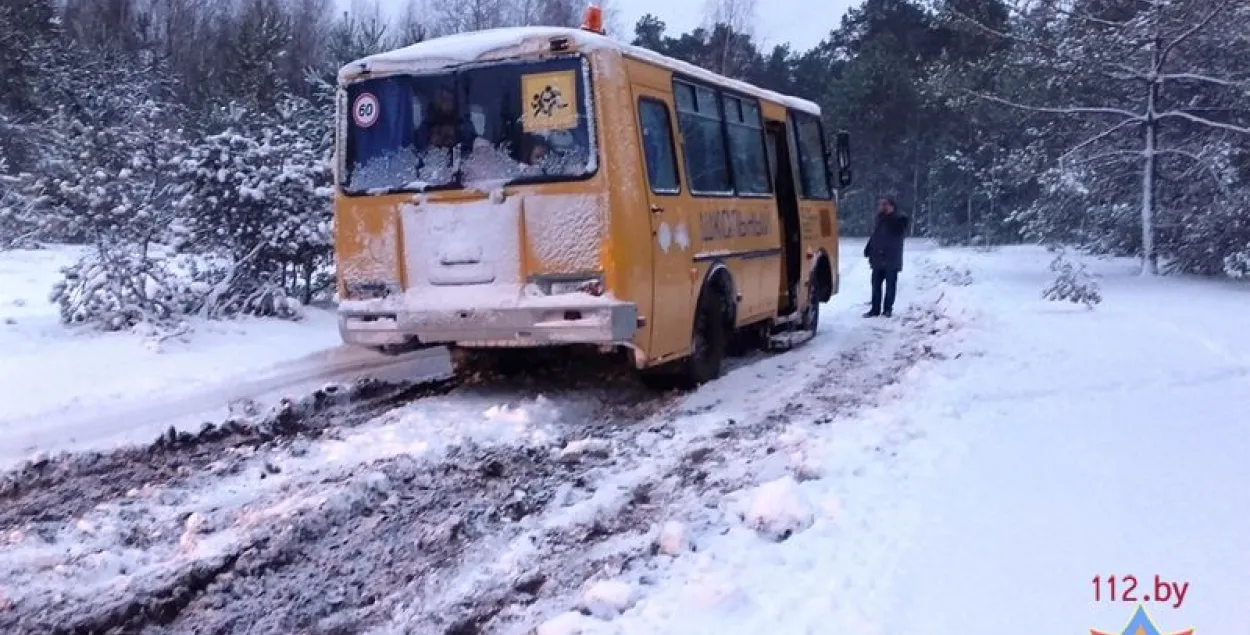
[45,109,203,331]
[959,0,1250,276]
[0,151,42,250]
[39,47,204,331]
[172,95,333,319]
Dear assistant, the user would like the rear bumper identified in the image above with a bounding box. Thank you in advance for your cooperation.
[339,299,639,348]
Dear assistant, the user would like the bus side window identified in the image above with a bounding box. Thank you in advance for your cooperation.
[638,98,681,194]
[674,81,732,195]
[793,114,832,200]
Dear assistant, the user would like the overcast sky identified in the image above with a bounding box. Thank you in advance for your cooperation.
[352,0,855,52]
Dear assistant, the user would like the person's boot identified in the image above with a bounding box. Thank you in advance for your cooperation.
[863,309,880,318]
[882,307,893,317]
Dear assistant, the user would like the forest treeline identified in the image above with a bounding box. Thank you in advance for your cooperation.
[1,0,1247,330]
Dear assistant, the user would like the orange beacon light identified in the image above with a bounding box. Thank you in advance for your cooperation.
[581,4,604,34]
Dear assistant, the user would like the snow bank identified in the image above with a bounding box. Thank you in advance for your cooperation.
[732,476,815,542]
[655,521,689,556]
[556,244,1250,635]
[582,579,637,618]
[536,611,596,635]
[0,390,568,617]
[0,245,453,466]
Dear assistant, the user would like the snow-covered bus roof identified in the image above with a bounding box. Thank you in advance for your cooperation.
[338,26,821,116]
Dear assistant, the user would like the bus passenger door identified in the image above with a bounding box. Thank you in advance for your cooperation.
[633,89,693,361]
[766,120,803,315]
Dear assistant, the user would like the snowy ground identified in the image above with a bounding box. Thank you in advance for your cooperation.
[0,246,449,467]
[1,240,1245,635]
[545,246,1249,635]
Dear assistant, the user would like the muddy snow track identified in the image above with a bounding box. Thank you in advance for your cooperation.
[0,263,967,635]
[0,378,460,527]
[0,349,683,635]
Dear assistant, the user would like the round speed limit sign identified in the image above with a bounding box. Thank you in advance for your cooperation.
[352,93,380,128]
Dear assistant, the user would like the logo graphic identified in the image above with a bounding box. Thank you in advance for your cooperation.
[1091,605,1193,635]
[521,70,578,132]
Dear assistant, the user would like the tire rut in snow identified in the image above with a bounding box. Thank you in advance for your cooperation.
[8,445,577,635]
[0,296,957,635]
[0,353,681,635]
[0,378,458,529]
[460,300,964,635]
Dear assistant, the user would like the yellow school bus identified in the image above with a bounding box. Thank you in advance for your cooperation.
[333,17,852,387]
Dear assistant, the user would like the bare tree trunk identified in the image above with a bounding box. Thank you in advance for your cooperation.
[910,136,921,238]
[966,191,974,245]
[987,192,995,248]
[703,0,757,75]
[1141,25,1162,275]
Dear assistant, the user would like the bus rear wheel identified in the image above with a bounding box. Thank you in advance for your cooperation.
[638,288,729,391]
[679,288,728,388]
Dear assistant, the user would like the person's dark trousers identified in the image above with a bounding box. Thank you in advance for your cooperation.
[869,267,899,316]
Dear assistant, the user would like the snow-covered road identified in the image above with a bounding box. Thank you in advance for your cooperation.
[0,238,973,635]
[3,241,1242,635]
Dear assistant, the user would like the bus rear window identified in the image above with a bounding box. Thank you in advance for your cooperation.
[342,55,596,194]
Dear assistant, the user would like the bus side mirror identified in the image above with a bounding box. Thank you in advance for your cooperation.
[835,130,852,190]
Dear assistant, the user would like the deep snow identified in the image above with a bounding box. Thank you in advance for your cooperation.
[555,245,1249,635]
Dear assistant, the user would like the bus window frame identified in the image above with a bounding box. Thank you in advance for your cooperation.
[336,53,601,198]
[670,74,775,200]
[671,77,734,198]
[718,91,774,199]
[636,96,683,197]
[789,109,834,202]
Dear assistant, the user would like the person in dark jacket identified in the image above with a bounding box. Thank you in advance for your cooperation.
[863,197,909,317]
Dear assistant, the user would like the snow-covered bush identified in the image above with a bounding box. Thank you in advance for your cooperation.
[0,166,39,249]
[37,90,204,329]
[934,263,973,286]
[1042,251,1102,308]
[50,243,202,331]
[172,97,333,318]
[40,115,183,245]
[1224,245,1250,279]
[0,135,56,250]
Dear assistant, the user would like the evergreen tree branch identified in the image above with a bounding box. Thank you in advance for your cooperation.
[1062,149,1141,167]
[1158,73,1249,89]
[969,92,1141,120]
[1155,110,1250,135]
[1059,119,1141,160]
[1034,0,1132,29]
[948,8,1149,82]
[1153,148,1226,189]
[1157,0,1233,70]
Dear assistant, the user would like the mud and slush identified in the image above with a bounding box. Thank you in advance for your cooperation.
[0,264,968,635]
